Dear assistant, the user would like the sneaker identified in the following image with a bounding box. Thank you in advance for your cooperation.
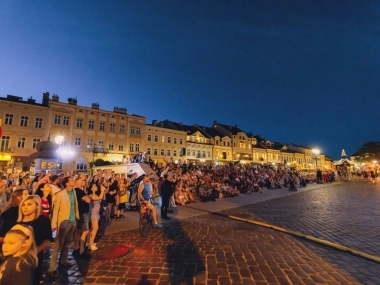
[90,244,98,251]
[154,224,163,229]
[47,270,59,278]
[59,262,74,268]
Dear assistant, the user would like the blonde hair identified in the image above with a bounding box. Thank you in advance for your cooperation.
[17,195,42,222]
[2,189,27,213]
[6,224,38,271]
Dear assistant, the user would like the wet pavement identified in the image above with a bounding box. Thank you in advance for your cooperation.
[41,181,380,285]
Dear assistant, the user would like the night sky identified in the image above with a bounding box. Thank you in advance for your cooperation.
[1,1,379,159]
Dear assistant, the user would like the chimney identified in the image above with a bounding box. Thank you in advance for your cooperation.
[152,120,157,126]
[113,107,127,114]
[68,98,77,105]
[42,92,50,105]
[51,94,59,102]
[27,97,36,104]
[92,103,100,109]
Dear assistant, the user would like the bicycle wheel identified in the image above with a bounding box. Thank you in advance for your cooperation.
[139,213,149,237]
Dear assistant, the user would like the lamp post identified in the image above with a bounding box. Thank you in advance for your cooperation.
[312,148,320,169]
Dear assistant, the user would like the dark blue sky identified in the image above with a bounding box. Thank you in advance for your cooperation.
[1,1,379,159]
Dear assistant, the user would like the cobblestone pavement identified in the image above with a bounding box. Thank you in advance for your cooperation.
[42,182,380,285]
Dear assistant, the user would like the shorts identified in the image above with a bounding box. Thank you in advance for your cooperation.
[77,213,90,231]
[118,203,126,210]
[140,201,155,213]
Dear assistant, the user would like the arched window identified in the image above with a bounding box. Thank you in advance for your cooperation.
[76,158,88,170]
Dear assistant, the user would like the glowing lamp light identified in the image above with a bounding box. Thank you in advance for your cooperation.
[312,148,320,156]
[55,135,65,145]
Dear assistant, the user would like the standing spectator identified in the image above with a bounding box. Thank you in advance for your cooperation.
[35,183,52,218]
[47,177,79,277]
[160,174,173,220]
[0,224,38,285]
[88,183,105,250]
[0,189,29,243]
[0,176,8,213]
[17,195,52,285]
[72,176,91,258]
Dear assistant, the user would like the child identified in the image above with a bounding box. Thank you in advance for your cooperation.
[0,224,38,285]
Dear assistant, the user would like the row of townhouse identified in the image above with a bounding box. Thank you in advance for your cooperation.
[0,92,333,174]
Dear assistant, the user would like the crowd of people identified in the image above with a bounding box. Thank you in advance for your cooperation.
[0,154,368,285]
[0,168,167,285]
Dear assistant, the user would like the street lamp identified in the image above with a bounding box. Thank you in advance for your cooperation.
[312,148,320,169]
[54,134,65,145]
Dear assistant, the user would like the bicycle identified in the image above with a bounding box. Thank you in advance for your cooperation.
[138,195,159,237]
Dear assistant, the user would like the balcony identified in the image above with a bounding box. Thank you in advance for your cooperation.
[0,147,14,153]
[92,147,109,156]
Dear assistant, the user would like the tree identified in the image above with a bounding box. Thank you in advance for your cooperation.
[352,141,380,161]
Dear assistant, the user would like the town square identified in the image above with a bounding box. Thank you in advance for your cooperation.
[1,1,380,285]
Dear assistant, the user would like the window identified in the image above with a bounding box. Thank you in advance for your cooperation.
[87,139,93,148]
[76,158,87,170]
[63,116,70,126]
[154,135,158,142]
[76,118,83,128]
[234,143,236,147]
[54,115,61,125]
[228,142,230,147]
[110,123,115,132]
[62,137,67,146]
[173,138,177,144]
[197,150,201,158]
[100,122,105,131]
[130,143,134,152]
[207,151,211,158]
[35,118,42,128]
[98,140,104,150]
[147,148,151,155]
[17,137,26,148]
[89,120,94,130]
[160,149,165,156]
[120,125,125,134]
[4,114,13,125]
[147,134,152,141]
[75,138,81,146]
[135,143,140,152]
[161,136,165,143]
[187,149,190,156]
[167,150,171,156]
[216,140,219,145]
[57,160,63,170]
[173,150,177,156]
[118,142,124,151]
[202,151,205,158]
[179,138,183,145]
[32,138,40,149]
[154,148,158,155]
[109,141,114,150]
[136,127,141,135]
[167,136,171,143]
[20,116,28,127]
[130,126,135,134]
[240,142,245,148]
[1,136,10,151]
[192,150,195,156]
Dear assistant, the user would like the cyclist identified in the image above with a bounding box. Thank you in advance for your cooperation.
[138,175,162,229]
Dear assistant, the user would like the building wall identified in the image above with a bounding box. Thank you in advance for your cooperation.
[145,124,187,164]
[0,98,49,172]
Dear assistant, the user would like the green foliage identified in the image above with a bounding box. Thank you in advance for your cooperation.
[353,141,380,160]
[93,159,114,166]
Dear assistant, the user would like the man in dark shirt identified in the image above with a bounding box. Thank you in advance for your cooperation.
[160,174,173,220]
[72,174,91,258]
